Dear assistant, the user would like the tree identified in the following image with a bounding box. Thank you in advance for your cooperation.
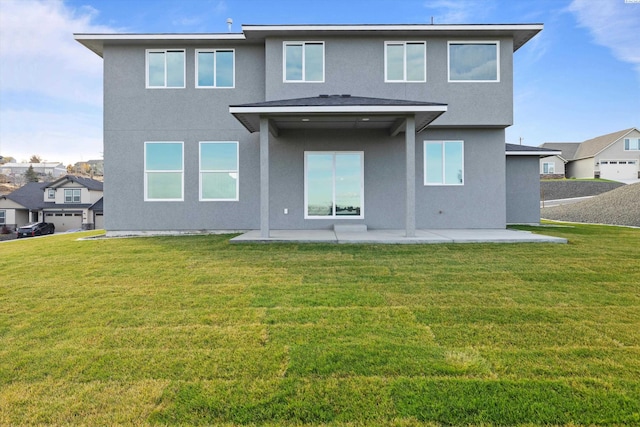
[24,165,39,182]
[29,155,42,163]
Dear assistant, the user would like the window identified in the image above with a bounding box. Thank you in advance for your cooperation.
[448,42,499,82]
[196,49,234,88]
[385,42,426,82]
[284,42,324,82]
[64,189,81,203]
[424,141,464,185]
[200,142,239,201]
[542,162,555,174]
[0,210,5,225]
[144,142,183,201]
[305,152,363,218]
[624,138,640,151]
[146,49,185,88]
[48,189,55,199]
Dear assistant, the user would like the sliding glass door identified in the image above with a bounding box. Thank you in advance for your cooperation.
[305,152,364,218]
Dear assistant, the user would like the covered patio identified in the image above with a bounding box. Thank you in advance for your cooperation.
[230,94,448,238]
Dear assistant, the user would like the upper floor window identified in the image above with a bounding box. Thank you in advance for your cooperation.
[196,49,234,88]
[200,142,239,201]
[145,142,184,201]
[48,189,55,199]
[146,49,185,88]
[284,42,324,82]
[424,141,464,185]
[385,42,426,82]
[64,189,81,203]
[624,138,640,151]
[448,42,499,82]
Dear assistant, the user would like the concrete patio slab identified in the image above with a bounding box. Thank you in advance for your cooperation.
[230,228,567,244]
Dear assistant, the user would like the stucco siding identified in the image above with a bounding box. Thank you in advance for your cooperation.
[264,37,513,127]
[103,43,265,232]
[507,156,540,224]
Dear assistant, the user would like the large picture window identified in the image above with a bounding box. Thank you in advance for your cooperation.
[284,42,324,82]
[424,141,464,185]
[305,152,363,218]
[64,189,81,203]
[196,49,234,88]
[145,142,183,201]
[146,49,185,88]
[200,142,239,201]
[448,42,499,82]
[385,41,426,82]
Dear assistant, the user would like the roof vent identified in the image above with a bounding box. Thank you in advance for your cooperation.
[341,94,351,98]
[319,94,329,98]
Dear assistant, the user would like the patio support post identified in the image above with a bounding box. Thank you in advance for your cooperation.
[405,116,416,237]
[259,116,270,238]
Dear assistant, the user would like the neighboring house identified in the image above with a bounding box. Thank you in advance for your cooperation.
[87,159,105,176]
[0,175,104,231]
[75,23,546,236]
[568,128,640,180]
[540,128,640,180]
[0,162,67,180]
[538,143,580,178]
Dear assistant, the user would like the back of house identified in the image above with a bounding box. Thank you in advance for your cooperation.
[75,23,543,236]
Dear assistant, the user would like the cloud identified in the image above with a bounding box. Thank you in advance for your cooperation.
[568,0,640,78]
[0,0,115,164]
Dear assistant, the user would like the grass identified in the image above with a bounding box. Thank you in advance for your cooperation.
[1,224,639,426]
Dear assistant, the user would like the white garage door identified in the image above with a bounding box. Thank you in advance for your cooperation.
[599,160,638,181]
[95,213,104,229]
[45,212,83,232]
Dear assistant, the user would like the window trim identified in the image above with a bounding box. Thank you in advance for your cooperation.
[304,151,364,219]
[144,141,184,202]
[48,188,55,199]
[447,41,500,83]
[199,141,239,202]
[423,140,465,186]
[384,41,427,83]
[64,188,81,204]
[283,41,325,83]
[195,48,235,89]
[145,49,186,89]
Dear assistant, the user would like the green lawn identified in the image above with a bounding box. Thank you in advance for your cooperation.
[1,224,639,426]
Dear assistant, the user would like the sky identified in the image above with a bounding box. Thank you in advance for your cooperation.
[0,0,639,166]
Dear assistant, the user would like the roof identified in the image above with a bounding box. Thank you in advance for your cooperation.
[539,143,580,161]
[505,143,561,157]
[230,94,447,134]
[90,197,104,212]
[573,128,637,160]
[47,175,104,191]
[1,182,48,209]
[75,23,543,57]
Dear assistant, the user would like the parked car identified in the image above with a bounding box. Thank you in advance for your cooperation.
[16,222,55,238]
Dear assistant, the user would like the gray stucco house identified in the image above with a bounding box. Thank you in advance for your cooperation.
[75,23,549,237]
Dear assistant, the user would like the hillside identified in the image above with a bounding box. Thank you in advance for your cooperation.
[542,182,640,227]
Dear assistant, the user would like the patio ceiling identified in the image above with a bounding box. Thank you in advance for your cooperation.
[230,95,447,136]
